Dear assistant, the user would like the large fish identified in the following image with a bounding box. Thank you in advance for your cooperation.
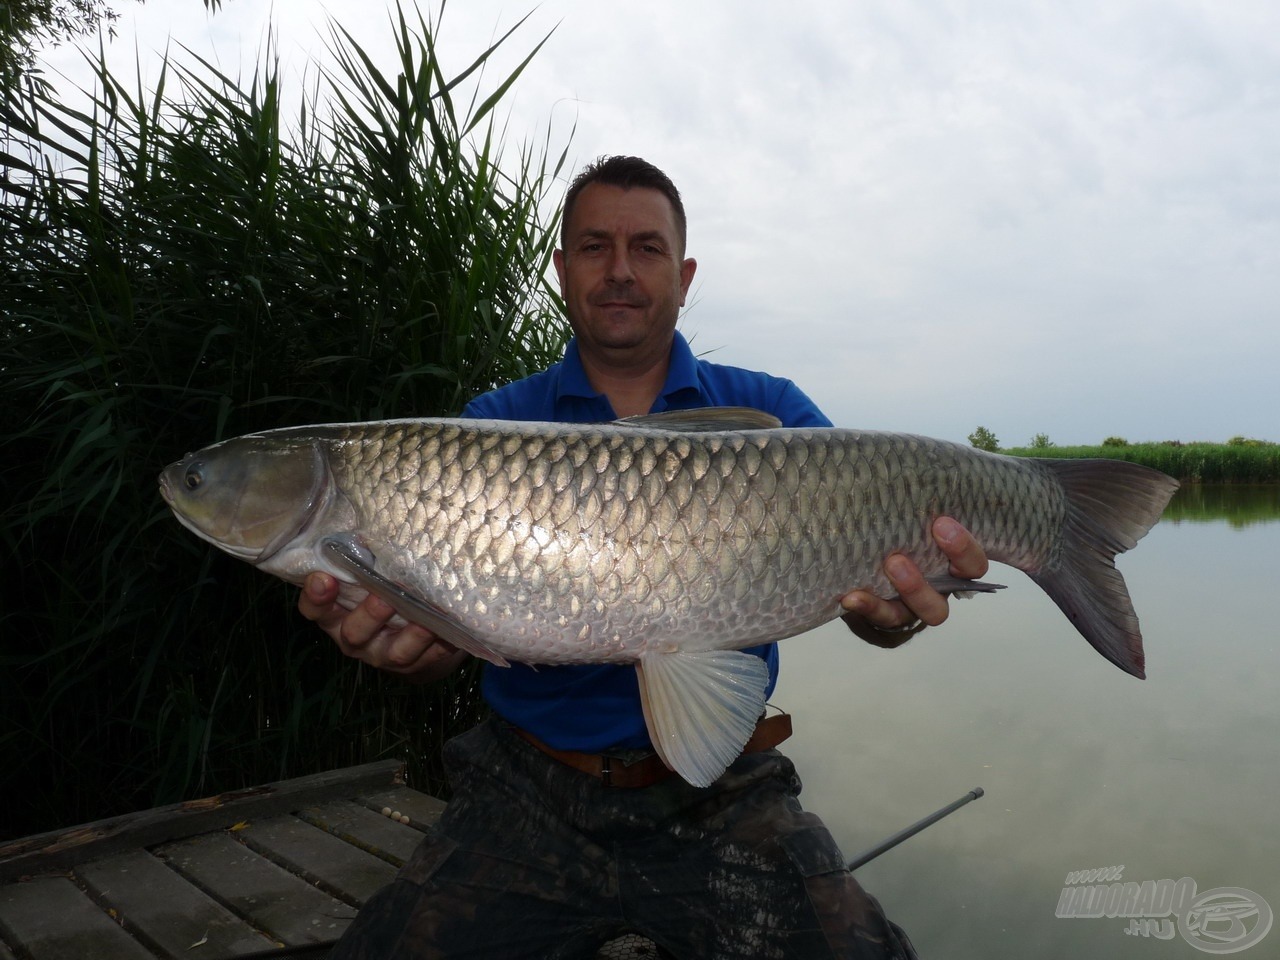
[159,408,1178,787]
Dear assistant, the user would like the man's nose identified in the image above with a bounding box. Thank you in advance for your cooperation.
[605,249,635,283]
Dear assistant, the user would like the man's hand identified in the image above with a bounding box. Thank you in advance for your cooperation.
[299,573,468,682]
[839,517,989,648]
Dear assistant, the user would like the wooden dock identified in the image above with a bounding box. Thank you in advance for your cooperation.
[0,761,663,960]
[0,760,440,960]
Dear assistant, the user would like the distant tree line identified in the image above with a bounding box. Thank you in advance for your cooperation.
[967,428,1278,482]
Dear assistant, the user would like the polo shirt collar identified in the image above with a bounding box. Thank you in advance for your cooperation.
[556,331,704,411]
[556,338,598,400]
[662,330,701,401]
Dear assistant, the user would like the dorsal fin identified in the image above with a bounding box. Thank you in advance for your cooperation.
[618,407,782,432]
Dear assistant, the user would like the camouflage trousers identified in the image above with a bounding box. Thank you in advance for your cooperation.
[329,718,918,960]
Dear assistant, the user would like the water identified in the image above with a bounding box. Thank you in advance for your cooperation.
[773,486,1280,958]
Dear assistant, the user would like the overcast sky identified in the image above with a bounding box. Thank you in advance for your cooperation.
[41,0,1280,444]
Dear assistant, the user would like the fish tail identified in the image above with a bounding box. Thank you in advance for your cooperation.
[1027,459,1179,679]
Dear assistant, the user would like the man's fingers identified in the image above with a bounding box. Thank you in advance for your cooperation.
[336,595,397,649]
[296,576,464,682]
[389,634,465,676]
[884,554,949,626]
[837,518,992,649]
[874,518,991,627]
[841,589,912,630]
[298,572,340,622]
[839,586,930,648]
[340,623,463,682]
[382,624,437,668]
[299,576,397,649]
[933,516,989,579]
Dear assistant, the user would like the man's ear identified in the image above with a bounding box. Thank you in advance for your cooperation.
[553,248,568,296]
[679,257,697,306]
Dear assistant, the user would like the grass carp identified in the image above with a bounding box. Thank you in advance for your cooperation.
[159,408,1178,787]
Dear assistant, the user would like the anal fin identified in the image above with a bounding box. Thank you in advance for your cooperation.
[923,575,1006,599]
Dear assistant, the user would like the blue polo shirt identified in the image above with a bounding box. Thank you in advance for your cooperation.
[462,331,832,752]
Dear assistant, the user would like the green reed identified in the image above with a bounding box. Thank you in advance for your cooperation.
[1005,443,1280,485]
[1,3,569,837]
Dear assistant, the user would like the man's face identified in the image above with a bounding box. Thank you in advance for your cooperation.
[554,183,697,363]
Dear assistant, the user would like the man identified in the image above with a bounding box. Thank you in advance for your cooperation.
[306,156,988,958]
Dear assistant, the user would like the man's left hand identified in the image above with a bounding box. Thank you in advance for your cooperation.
[839,516,988,648]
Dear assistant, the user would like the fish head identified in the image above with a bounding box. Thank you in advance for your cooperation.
[159,436,328,564]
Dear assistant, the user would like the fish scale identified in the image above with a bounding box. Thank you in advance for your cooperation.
[160,408,1177,786]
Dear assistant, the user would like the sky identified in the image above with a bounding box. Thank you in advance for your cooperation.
[38,0,1280,445]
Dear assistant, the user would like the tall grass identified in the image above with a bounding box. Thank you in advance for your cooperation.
[1,3,570,838]
[1005,443,1280,484]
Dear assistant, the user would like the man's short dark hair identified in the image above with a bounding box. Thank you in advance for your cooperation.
[561,156,687,253]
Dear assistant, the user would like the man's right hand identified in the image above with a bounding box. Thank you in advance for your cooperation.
[300,572,468,683]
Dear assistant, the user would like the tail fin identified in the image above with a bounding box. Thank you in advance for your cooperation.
[1028,459,1179,679]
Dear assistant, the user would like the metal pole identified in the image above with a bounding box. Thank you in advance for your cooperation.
[847,787,985,871]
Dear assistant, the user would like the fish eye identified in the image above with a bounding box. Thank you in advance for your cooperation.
[184,465,204,491]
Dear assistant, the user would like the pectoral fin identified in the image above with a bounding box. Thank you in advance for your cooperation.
[320,536,510,667]
[635,650,770,788]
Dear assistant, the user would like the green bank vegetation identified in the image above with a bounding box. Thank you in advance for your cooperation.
[1008,440,1280,484]
[970,428,1280,484]
[2,4,568,837]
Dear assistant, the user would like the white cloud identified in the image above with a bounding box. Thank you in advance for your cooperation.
[34,0,1280,443]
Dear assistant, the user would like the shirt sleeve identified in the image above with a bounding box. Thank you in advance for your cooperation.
[770,378,834,429]
[461,394,495,419]
[461,365,564,421]
[462,382,536,420]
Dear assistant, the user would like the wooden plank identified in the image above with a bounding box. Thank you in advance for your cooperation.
[297,801,424,866]
[358,786,447,829]
[155,832,356,945]
[0,760,404,883]
[76,850,274,958]
[237,816,396,907]
[0,876,155,960]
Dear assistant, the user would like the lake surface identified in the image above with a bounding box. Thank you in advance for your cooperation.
[773,485,1280,959]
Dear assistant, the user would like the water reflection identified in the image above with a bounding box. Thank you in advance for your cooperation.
[1165,483,1280,526]
[774,484,1280,960]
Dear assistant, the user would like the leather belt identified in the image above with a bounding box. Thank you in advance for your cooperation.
[511,712,793,788]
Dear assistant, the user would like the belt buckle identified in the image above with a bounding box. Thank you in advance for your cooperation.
[600,755,613,788]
